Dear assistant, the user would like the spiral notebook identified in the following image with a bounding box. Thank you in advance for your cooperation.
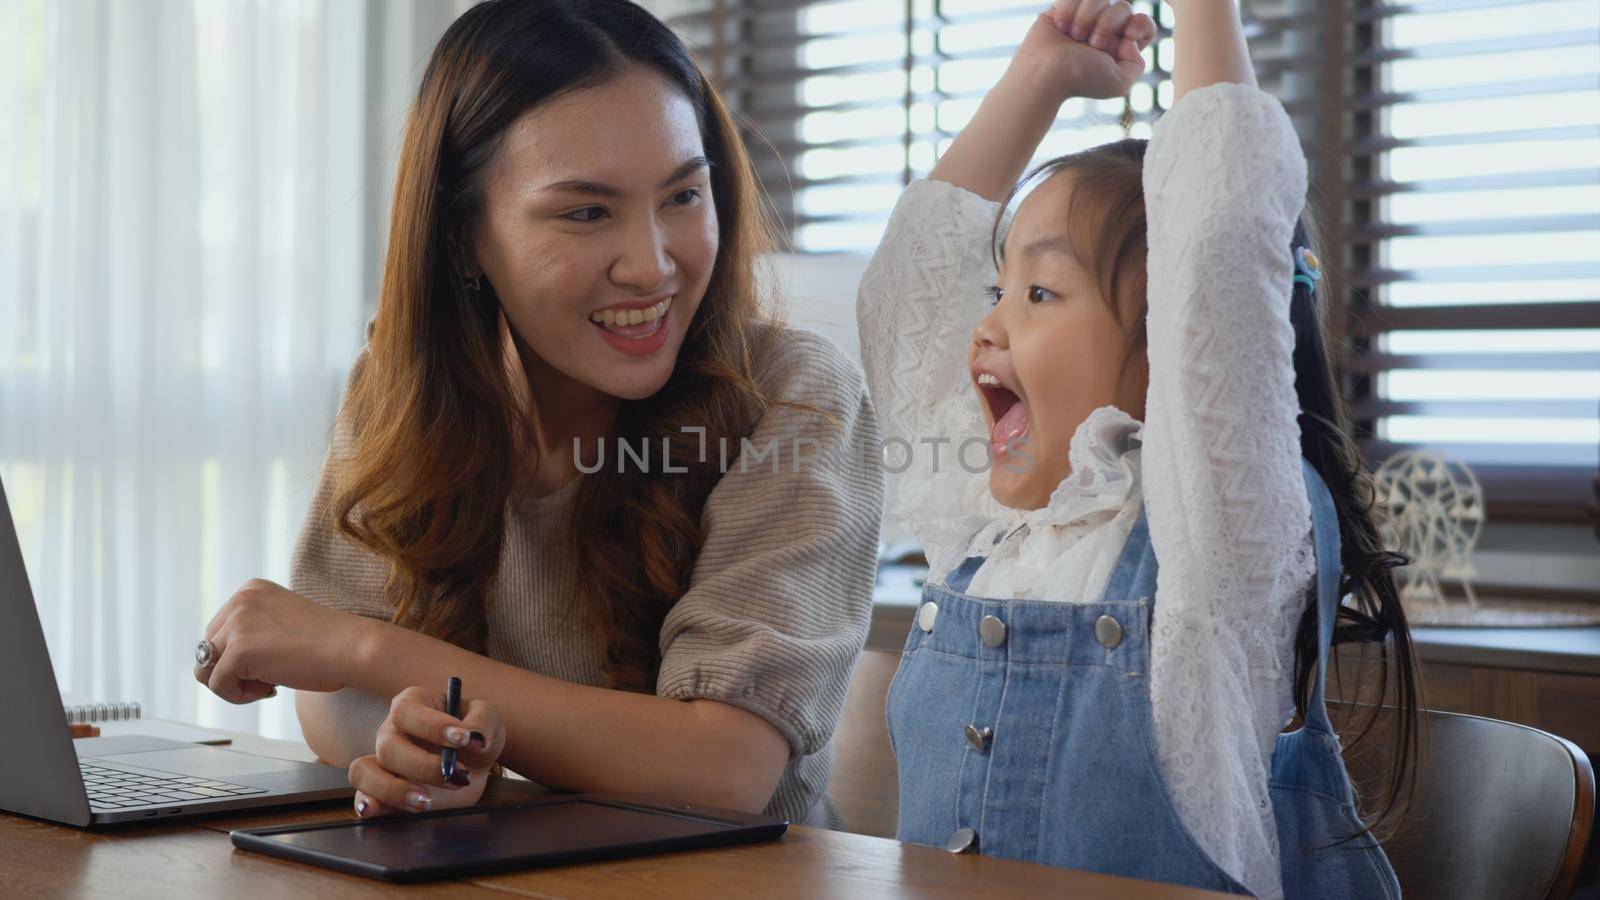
[63,698,232,746]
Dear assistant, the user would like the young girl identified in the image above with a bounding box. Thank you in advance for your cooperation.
[858,1,1417,897]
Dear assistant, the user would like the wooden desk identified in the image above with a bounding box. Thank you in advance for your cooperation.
[1332,628,1600,756]
[2,732,1230,898]
[1408,626,1600,677]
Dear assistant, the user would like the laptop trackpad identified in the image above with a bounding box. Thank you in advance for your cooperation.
[102,746,306,779]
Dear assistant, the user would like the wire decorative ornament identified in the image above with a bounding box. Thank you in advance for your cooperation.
[1373,450,1485,608]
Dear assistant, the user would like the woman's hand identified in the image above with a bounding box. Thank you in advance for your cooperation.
[348,686,506,817]
[1014,1,1158,102]
[195,578,371,703]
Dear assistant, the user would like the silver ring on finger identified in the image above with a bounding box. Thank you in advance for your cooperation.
[195,639,218,669]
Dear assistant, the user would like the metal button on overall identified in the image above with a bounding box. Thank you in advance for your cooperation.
[979,615,1007,648]
[964,724,993,752]
[946,827,978,854]
[1094,614,1124,649]
[918,601,939,633]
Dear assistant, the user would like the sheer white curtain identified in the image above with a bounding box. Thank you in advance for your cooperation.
[0,0,466,738]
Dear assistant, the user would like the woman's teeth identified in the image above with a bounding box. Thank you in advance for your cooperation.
[590,296,672,328]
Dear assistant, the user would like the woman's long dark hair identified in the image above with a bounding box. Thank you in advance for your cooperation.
[334,0,781,692]
[996,138,1421,834]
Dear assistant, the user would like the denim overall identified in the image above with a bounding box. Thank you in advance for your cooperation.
[886,460,1400,898]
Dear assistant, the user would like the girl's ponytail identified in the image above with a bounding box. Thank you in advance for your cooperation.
[1288,215,1422,838]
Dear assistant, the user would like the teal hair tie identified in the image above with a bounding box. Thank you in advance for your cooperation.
[1293,246,1323,291]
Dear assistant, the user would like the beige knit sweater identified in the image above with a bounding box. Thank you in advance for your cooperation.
[290,326,885,826]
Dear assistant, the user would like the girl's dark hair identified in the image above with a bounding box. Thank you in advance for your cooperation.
[995,138,1420,835]
[1286,214,1420,837]
[334,0,780,693]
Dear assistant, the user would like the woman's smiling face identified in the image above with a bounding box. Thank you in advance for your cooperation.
[470,65,719,403]
[969,171,1144,510]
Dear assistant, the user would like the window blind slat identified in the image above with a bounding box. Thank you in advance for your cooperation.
[1350,75,1600,109]
[1349,168,1600,198]
[1350,213,1600,239]
[1349,27,1599,64]
[1351,262,1600,287]
[748,87,1159,121]
[1348,124,1600,154]
[1352,0,1568,22]
[1354,399,1598,419]
[1347,351,1600,372]
[1353,301,1600,334]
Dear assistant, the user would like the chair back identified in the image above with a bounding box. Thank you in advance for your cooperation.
[826,649,901,837]
[1341,706,1595,900]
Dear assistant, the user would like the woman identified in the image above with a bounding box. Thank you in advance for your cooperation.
[192,0,883,827]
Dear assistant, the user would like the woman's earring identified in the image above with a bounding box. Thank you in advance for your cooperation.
[463,270,485,294]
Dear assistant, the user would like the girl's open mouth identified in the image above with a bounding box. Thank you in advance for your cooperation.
[977,376,1030,456]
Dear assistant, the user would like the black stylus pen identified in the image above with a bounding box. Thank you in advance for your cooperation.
[441,675,462,781]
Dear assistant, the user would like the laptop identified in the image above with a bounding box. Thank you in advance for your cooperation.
[0,472,354,826]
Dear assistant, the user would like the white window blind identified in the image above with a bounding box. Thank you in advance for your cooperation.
[1342,0,1600,522]
[659,0,1324,248]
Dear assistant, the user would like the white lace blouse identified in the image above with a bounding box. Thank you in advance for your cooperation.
[856,83,1314,900]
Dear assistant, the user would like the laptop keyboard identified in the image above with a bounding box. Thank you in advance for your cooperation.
[81,761,267,811]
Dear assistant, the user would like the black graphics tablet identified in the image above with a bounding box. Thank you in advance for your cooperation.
[230,793,789,882]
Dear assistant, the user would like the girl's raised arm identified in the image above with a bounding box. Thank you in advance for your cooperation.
[1170,0,1257,100]
[931,5,1155,201]
[1138,3,1312,896]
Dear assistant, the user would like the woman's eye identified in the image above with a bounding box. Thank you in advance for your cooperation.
[1027,285,1055,304]
[670,188,701,206]
[563,207,607,223]
[984,285,1004,307]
